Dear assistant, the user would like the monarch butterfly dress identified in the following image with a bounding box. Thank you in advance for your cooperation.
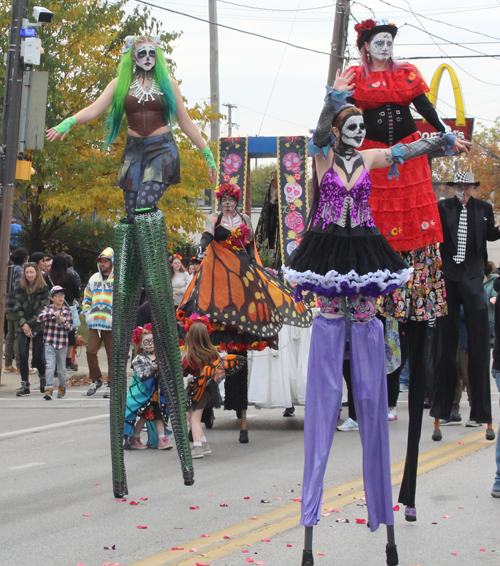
[283,161,411,534]
[179,215,312,412]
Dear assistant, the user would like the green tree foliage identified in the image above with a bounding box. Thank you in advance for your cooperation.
[0,0,217,252]
[250,163,277,205]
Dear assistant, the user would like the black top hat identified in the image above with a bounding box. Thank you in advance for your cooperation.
[445,171,480,187]
[355,17,398,50]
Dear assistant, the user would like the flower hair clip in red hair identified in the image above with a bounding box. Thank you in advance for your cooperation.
[132,323,153,344]
[182,314,213,335]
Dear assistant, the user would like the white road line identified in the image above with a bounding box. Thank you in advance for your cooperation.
[10,462,44,470]
[0,414,109,439]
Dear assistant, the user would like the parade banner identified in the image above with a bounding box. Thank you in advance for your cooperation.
[217,137,249,213]
[276,136,309,266]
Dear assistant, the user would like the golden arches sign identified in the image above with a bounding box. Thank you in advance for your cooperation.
[427,64,466,127]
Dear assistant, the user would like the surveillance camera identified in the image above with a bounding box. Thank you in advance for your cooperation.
[33,7,54,23]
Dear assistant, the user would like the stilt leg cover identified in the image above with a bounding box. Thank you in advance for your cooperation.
[134,208,194,485]
[301,316,346,527]
[350,318,394,531]
[301,550,314,566]
[110,220,143,498]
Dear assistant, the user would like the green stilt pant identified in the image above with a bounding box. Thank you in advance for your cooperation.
[134,208,194,485]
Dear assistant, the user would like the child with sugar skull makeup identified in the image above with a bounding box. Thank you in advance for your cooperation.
[124,324,173,450]
[284,71,469,566]
[46,35,217,495]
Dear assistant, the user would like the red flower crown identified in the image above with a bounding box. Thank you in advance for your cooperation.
[176,312,213,335]
[132,323,153,344]
[215,183,242,200]
[169,253,182,262]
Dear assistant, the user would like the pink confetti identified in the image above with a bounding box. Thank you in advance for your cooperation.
[201,534,210,538]
[393,505,400,511]
[322,513,331,517]
[190,506,200,510]
[451,553,458,556]
[246,559,255,563]
[189,548,198,552]
[171,547,184,550]
[355,518,366,524]
[76,564,86,565]
[274,497,283,500]
[458,442,465,445]
[117,499,127,502]
[481,549,486,552]
[208,494,214,497]
[458,505,464,509]
[137,526,148,529]
[93,483,101,485]
[250,516,258,520]
[255,562,265,565]
[287,544,293,547]
[140,497,148,501]
[223,536,230,539]
[316,552,325,555]
[293,498,301,502]
[220,504,228,507]
[244,496,251,499]
[442,515,451,519]
[242,550,249,553]
[261,538,271,542]
[129,501,139,505]
[196,563,209,566]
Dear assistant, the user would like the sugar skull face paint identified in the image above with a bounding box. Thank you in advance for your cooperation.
[340,115,366,148]
[141,333,155,353]
[455,185,476,204]
[368,32,394,62]
[221,194,238,213]
[134,42,156,71]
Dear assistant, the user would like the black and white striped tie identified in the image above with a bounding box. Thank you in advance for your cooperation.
[453,204,467,264]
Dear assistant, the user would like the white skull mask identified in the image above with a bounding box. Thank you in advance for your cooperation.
[134,43,156,71]
[340,115,366,148]
[368,32,394,62]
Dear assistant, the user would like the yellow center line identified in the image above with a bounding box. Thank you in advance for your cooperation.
[129,429,491,566]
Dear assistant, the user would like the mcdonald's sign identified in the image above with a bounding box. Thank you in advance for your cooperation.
[415,64,474,141]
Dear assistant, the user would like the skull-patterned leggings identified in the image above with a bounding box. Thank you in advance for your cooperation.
[123,182,168,219]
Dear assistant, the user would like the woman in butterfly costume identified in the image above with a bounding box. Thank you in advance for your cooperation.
[47,35,217,496]
[283,71,468,566]
[178,182,312,443]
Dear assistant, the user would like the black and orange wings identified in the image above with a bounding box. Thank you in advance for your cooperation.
[178,240,312,337]
[192,355,247,403]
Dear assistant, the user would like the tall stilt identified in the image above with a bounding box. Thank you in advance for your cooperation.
[386,525,398,565]
[110,220,143,498]
[134,208,194,485]
[301,527,314,566]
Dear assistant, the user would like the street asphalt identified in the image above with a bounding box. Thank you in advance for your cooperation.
[1,347,500,566]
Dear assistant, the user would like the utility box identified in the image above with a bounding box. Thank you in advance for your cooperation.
[22,71,48,150]
[21,37,42,65]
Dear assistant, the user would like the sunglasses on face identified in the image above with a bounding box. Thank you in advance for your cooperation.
[136,48,156,60]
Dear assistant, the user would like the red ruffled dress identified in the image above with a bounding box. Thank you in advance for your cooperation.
[349,64,447,321]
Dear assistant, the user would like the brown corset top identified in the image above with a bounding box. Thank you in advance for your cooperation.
[124,92,167,137]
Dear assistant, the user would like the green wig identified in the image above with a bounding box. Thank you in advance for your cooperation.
[105,37,177,147]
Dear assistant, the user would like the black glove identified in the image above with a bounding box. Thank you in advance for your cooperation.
[197,231,214,257]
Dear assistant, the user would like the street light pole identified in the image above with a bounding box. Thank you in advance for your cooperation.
[208,0,220,212]
[0,0,29,383]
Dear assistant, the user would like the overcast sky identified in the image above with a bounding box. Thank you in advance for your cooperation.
[126,0,500,140]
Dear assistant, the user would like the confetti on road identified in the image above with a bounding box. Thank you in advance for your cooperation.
[355,518,366,524]
[249,516,258,520]
[287,544,293,547]
[336,518,349,523]
[140,497,148,501]
[316,552,325,555]
[189,548,198,552]
[322,513,331,517]
[442,515,451,519]
[220,504,228,507]
[201,534,210,538]
[261,538,271,542]
[223,536,230,539]
[93,483,101,486]
[244,496,251,500]
[129,501,139,505]
[137,526,148,529]
[117,499,127,502]
[393,505,400,511]
[190,506,200,510]
[171,547,184,550]
[292,498,301,502]
[83,514,91,517]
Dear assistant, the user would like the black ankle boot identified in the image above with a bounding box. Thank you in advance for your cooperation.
[39,376,46,393]
[239,429,249,443]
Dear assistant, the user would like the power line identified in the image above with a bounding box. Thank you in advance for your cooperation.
[132,0,331,56]
[217,0,334,12]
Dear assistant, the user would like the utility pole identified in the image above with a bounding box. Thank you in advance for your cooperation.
[222,103,238,136]
[327,0,351,87]
[208,0,220,211]
[0,0,29,384]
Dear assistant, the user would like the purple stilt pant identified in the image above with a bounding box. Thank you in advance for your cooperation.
[300,315,394,532]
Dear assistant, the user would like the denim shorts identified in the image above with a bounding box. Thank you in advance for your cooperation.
[117,131,181,192]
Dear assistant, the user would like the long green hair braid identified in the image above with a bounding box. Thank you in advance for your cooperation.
[105,37,177,147]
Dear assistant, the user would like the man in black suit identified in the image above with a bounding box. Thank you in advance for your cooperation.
[431,171,500,439]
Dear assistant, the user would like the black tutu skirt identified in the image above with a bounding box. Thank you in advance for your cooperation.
[284,224,412,298]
